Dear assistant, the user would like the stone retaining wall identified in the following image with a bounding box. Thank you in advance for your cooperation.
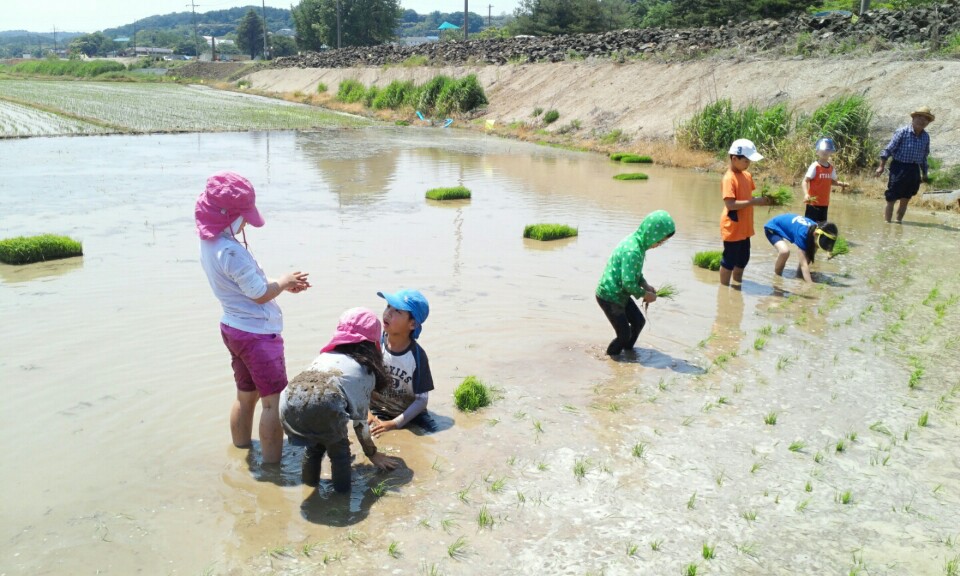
[275,4,959,69]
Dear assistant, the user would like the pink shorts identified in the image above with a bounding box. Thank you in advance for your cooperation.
[220,324,287,397]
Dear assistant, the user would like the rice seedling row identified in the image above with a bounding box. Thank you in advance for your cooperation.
[0,80,366,134]
[0,99,108,137]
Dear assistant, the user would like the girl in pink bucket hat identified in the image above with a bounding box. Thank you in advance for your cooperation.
[196,171,311,465]
[280,308,402,491]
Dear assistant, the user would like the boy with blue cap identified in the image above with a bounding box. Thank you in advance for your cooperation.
[368,289,438,435]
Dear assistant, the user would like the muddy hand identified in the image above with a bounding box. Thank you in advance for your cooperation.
[371,452,401,471]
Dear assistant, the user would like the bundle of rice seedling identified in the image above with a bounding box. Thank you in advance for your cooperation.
[425,186,471,201]
[609,152,627,161]
[454,376,492,412]
[754,182,793,206]
[613,173,649,181]
[655,283,679,299]
[523,224,578,241]
[618,154,653,164]
[830,236,849,257]
[0,234,83,265]
[693,250,723,271]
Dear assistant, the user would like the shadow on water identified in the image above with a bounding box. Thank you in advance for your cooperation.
[614,348,706,375]
[0,257,83,284]
[899,220,960,232]
[300,461,414,527]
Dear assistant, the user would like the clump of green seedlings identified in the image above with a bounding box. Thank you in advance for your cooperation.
[612,172,649,180]
[0,234,83,265]
[477,505,494,529]
[619,154,653,163]
[685,563,699,575]
[454,376,491,411]
[655,283,678,299]
[573,457,591,482]
[447,535,468,559]
[788,440,806,452]
[764,411,778,425]
[426,186,472,201]
[835,490,853,505]
[753,336,767,351]
[687,491,697,509]
[543,109,560,124]
[754,182,794,206]
[918,411,929,427]
[702,543,716,559]
[830,236,849,257]
[387,541,401,558]
[693,250,723,271]
[523,223,578,241]
[632,441,648,459]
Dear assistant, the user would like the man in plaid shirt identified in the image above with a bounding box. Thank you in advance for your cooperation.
[875,107,934,223]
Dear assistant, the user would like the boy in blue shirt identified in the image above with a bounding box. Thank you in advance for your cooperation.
[763,213,838,283]
[369,289,438,435]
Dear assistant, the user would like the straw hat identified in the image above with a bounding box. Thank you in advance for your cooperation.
[910,107,935,122]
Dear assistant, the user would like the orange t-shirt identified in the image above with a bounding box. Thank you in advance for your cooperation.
[720,169,756,242]
[805,161,835,207]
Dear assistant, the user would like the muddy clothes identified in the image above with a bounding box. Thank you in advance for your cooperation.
[720,169,757,242]
[596,210,676,307]
[764,214,815,251]
[804,161,837,207]
[371,341,434,427]
[596,295,645,356]
[200,231,281,334]
[280,353,377,458]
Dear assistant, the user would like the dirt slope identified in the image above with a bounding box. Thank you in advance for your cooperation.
[244,57,960,164]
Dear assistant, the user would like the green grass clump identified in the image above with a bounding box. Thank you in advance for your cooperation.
[434,74,488,116]
[12,59,126,77]
[619,154,653,163]
[372,79,418,110]
[523,224,578,241]
[830,236,849,257]
[316,82,327,93]
[336,79,368,103]
[426,186,472,201]
[0,234,83,265]
[676,99,790,153]
[693,250,723,271]
[613,173,649,181]
[928,159,960,189]
[543,109,560,124]
[454,376,492,412]
[754,183,793,206]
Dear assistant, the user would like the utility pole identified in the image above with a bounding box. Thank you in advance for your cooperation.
[133,20,137,57]
[464,0,468,40]
[261,0,269,59]
[52,26,58,55]
[188,0,201,59]
[336,0,342,49]
[488,5,492,28]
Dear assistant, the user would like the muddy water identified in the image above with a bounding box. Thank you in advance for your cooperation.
[2,129,959,575]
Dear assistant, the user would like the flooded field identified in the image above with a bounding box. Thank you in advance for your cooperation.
[2,128,959,575]
[0,81,365,136]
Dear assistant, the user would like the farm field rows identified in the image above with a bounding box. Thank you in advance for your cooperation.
[0,80,368,137]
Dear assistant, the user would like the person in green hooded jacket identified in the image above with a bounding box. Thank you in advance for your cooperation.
[596,210,676,357]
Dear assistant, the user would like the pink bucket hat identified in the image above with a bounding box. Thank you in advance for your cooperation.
[195,171,265,239]
[320,308,383,353]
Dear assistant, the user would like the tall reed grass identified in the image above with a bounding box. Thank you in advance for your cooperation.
[678,96,878,177]
[336,74,487,117]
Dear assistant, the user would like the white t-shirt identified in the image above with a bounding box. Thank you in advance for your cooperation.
[199,232,282,334]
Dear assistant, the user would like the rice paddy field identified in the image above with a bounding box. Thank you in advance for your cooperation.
[0,80,367,136]
[2,123,960,575]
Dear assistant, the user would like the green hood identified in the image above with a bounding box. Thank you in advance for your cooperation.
[634,210,676,251]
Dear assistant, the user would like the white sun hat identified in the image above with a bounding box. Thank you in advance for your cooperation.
[728,139,763,161]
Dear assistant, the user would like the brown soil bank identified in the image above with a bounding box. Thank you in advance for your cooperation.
[244,57,960,165]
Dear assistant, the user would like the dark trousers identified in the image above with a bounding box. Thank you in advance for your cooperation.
[303,437,352,493]
[804,204,828,224]
[371,409,439,433]
[597,295,646,356]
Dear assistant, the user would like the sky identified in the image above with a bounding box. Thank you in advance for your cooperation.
[4,0,523,33]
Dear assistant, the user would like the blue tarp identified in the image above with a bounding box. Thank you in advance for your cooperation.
[437,22,460,30]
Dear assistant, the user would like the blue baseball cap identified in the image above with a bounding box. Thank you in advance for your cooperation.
[377,289,429,339]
